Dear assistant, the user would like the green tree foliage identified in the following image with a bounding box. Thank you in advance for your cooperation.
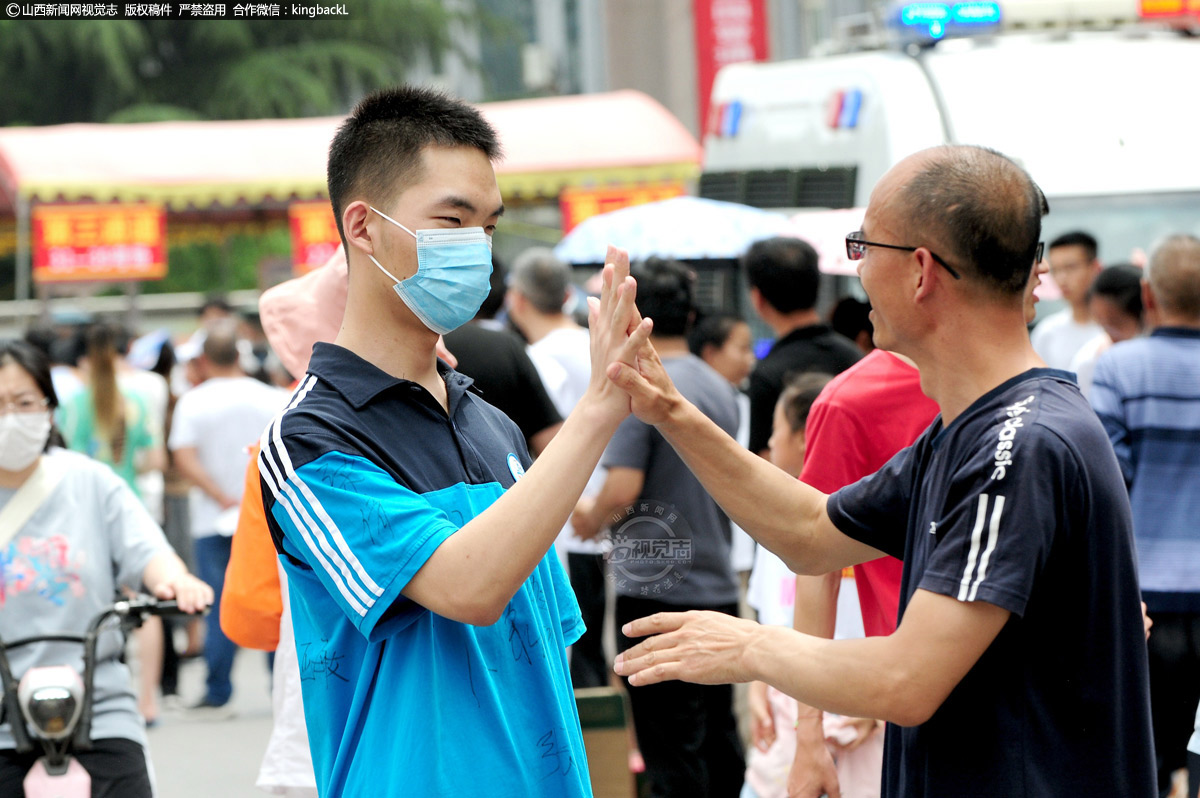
[0,2,466,126]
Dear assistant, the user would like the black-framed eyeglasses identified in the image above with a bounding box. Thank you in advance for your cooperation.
[845,231,961,280]
[845,233,1046,281]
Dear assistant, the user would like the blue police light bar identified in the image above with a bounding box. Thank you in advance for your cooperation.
[891,1,1001,42]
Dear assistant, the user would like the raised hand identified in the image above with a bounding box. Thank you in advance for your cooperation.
[585,245,651,422]
[605,318,684,427]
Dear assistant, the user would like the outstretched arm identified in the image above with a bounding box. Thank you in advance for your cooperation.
[607,336,884,576]
[614,588,1009,727]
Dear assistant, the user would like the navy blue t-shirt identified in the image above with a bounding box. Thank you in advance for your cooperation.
[828,369,1154,798]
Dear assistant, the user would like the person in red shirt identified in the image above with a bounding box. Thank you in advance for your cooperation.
[788,350,938,798]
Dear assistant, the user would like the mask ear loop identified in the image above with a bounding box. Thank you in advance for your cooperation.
[368,206,417,238]
[367,206,419,283]
[368,254,402,284]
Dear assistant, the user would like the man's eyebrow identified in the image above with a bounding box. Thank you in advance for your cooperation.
[438,195,505,218]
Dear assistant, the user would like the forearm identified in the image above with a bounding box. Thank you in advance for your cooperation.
[656,400,840,574]
[142,550,188,593]
[406,397,623,624]
[747,626,911,724]
[582,468,643,534]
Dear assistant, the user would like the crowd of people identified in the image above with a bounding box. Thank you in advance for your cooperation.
[0,82,1197,798]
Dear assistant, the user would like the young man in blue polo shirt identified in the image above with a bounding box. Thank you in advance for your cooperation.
[610,145,1155,797]
[258,86,644,797]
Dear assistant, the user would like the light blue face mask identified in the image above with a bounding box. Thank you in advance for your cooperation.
[368,206,494,335]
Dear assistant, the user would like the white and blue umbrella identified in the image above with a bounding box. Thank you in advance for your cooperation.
[553,196,796,264]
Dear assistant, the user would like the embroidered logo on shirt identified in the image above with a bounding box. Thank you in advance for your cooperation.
[991,395,1035,481]
[507,453,525,481]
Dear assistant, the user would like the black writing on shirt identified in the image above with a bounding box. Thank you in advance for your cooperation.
[505,602,540,665]
[299,641,350,684]
[537,729,574,780]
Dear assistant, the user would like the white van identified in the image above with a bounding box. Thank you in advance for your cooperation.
[700,0,1200,265]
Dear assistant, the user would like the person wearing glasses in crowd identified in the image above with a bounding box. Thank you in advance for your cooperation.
[607,144,1155,798]
[1030,231,1104,369]
[0,341,212,797]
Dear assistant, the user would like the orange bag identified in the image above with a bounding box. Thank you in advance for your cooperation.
[219,443,283,650]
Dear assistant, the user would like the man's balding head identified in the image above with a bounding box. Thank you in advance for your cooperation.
[1147,235,1200,320]
[202,318,241,368]
[510,247,571,315]
[898,145,1046,295]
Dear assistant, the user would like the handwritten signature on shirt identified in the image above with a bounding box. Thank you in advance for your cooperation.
[298,641,349,684]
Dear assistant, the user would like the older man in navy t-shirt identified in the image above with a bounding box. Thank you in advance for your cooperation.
[609,145,1155,798]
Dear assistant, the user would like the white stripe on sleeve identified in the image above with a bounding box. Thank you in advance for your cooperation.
[957,494,989,601]
[967,495,1005,602]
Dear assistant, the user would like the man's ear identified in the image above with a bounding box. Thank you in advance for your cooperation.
[343,201,375,257]
[912,248,941,303]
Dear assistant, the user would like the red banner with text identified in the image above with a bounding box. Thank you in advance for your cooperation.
[693,0,769,134]
[32,203,167,284]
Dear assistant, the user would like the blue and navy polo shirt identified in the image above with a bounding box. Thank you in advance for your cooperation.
[829,369,1155,798]
[259,342,591,798]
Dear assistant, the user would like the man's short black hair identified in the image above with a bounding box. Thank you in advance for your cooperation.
[327,85,503,250]
[687,313,744,358]
[741,237,820,314]
[632,257,695,338]
[1049,231,1099,263]
[1088,264,1143,322]
[900,146,1045,295]
[829,297,872,343]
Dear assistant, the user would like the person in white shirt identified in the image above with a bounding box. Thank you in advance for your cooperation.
[1031,231,1104,369]
[506,247,611,688]
[169,319,287,715]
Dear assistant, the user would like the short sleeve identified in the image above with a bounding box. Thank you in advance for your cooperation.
[262,446,462,641]
[601,413,655,471]
[826,443,920,560]
[167,391,199,450]
[101,468,171,590]
[916,430,1068,616]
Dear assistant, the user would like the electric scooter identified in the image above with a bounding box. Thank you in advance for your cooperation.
[0,595,191,797]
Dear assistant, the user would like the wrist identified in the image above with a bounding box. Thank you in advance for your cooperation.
[576,392,627,433]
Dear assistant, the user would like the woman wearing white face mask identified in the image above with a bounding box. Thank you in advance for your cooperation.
[0,340,213,798]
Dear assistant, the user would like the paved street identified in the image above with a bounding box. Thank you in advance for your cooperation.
[144,645,276,797]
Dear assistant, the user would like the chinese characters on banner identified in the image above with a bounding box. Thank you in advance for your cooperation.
[32,203,166,284]
[559,183,687,235]
[693,0,769,134]
[288,201,340,275]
